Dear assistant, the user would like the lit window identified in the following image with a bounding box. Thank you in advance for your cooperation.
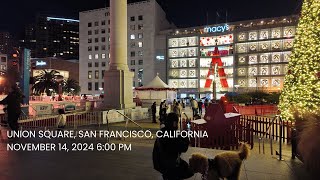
[95,54,99,59]
[102,54,106,59]
[108,53,110,58]
[138,42,143,47]
[138,33,143,39]
[88,71,92,79]
[89,55,92,59]
[130,34,135,39]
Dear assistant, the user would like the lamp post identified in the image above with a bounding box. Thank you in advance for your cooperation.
[209,62,217,101]
[209,74,216,100]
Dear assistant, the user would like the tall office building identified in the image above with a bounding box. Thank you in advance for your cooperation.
[79,0,174,95]
[0,32,13,55]
[21,15,79,59]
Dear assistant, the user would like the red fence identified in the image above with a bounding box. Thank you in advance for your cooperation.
[182,117,254,150]
[181,114,293,150]
[241,116,294,143]
[225,104,278,116]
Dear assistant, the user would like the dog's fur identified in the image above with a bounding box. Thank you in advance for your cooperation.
[189,143,250,180]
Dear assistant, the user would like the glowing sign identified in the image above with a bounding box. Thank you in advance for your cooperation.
[46,17,79,22]
[156,56,164,61]
[36,61,47,66]
[204,24,229,33]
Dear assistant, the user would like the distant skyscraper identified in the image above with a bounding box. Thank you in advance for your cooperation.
[21,15,79,59]
[0,32,13,54]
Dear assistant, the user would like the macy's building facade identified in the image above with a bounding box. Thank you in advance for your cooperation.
[166,15,298,99]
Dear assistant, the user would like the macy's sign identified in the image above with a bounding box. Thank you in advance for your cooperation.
[204,24,229,33]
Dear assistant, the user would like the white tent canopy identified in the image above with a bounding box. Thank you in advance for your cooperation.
[135,74,177,107]
[143,74,169,88]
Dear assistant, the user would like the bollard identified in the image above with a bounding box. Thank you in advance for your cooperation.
[259,137,261,154]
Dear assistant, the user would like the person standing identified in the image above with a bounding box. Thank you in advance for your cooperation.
[190,98,198,117]
[0,85,24,131]
[153,113,194,180]
[198,100,203,115]
[151,102,157,123]
[204,98,209,111]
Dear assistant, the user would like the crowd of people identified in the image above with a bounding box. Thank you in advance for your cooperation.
[151,98,214,124]
[151,97,220,179]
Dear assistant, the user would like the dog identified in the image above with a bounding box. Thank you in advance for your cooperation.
[189,143,250,180]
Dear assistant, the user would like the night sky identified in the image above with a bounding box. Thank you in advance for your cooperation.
[1,0,302,38]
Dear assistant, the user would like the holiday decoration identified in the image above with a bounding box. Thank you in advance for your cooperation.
[204,46,229,91]
[279,0,320,121]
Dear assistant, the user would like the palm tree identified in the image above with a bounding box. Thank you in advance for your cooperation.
[32,70,60,96]
[62,79,81,95]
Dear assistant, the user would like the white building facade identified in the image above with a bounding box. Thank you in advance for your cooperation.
[166,16,298,99]
[79,0,173,95]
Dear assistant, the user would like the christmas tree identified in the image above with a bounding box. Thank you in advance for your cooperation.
[279,0,320,121]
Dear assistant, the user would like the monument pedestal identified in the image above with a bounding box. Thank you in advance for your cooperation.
[104,69,136,109]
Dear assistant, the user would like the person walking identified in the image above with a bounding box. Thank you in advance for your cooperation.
[0,85,24,131]
[153,113,194,180]
[197,100,203,115]
[151,102,157,123]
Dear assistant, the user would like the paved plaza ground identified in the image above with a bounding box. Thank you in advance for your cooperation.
[0,108,314,180]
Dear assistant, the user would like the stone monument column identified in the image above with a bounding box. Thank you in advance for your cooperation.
[104,0,135,109]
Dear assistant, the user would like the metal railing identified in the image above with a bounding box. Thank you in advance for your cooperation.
[258,115,284,160]
[114,110,143,130]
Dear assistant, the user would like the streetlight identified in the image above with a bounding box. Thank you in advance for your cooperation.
[209,74,216,100]
[209,62,217,100]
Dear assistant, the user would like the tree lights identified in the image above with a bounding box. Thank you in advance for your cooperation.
[279,0,320,120]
